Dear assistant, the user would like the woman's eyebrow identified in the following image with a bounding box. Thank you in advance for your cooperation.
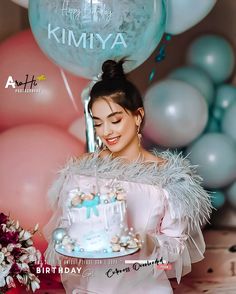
[92,111,123,120]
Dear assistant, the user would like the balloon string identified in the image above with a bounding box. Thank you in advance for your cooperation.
[81,75,102,153]
[60,68,79,112]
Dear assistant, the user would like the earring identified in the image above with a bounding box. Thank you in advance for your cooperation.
[137,125,142,148]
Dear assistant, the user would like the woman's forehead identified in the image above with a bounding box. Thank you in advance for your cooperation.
[91,98,124,118]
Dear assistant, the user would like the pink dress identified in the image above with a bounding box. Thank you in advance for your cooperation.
[44,150,212,294]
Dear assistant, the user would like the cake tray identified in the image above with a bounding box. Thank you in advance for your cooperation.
[55,245,140,259]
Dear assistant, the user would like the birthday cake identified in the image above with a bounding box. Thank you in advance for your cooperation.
[55,179,142,258]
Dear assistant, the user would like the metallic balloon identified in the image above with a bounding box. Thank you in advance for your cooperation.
[187,133,236,189]
[204,115,220,133]
[215,84,236,110]
[165,0,216,35]
[187,35,235,84]
[144,79,208,148]
[222,101,236,142]
[52,227,67,244]
[169,66,214,106]
[11,0,28,8]
[226,181,236,209]
[210,190,225,209]
[211,106,224,122]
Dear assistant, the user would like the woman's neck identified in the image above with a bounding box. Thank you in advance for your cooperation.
[111,146,145,162]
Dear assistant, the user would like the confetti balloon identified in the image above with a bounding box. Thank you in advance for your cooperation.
[29,0,166,78]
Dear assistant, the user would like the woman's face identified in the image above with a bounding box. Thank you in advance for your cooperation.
[91,98,142,155]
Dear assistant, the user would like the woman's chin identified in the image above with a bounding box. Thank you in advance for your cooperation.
[106,144,123,154]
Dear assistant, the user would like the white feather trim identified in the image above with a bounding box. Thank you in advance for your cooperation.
[48,149,213,230]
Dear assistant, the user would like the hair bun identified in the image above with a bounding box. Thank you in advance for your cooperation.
[101,59,126,81]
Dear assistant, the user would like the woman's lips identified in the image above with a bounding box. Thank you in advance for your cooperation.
[105,136,120,145]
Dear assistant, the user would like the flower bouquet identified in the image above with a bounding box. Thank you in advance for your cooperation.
[0,213,41,293]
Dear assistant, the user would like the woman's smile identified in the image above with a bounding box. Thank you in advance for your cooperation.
[105,136,121,145]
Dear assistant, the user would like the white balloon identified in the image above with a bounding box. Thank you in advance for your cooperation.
[165,0,217,35]
[144,79,208,148]
[11,0,28,8]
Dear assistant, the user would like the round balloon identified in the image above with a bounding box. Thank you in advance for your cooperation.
[169,66,214,106]
[186,35,235,84]
[210,191,225,209]
[144,79,208,148]
[215,84,236,110]
[187,133,236,189]
[204,115,220,133]
[165,0,216,35]
[0,30,88,131]
[211,106,225,122]
[221,101,236,142]
[11,0,28,8]
[0,124,84,251]
[28,0,166,78]
[68,117,86,143]
[226,181,236,209]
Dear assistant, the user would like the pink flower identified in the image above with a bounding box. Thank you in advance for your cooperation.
[10,262,21,275]
[11,247,21,259]
[0,231,19,246]
[0,213,8,225]
[0,213,41,292]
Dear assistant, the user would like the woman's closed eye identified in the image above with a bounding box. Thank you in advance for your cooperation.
[112,119,121,124]
[94,123,102,127]
[94,119,121,127]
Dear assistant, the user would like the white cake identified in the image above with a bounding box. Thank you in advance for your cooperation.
[56,180,142,257]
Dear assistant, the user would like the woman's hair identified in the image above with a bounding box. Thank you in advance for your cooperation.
[88,59,145,128]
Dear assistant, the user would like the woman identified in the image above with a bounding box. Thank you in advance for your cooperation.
[44,60,212,294]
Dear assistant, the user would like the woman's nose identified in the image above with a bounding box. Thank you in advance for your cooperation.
[103,123,112,136]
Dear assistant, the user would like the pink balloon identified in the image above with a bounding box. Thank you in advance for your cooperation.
[11,0,28,8]
[68,117,86,143]
[0,124,85,251]
[0,30,89,131]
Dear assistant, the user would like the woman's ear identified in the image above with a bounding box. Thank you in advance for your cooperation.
[135,107,144,126]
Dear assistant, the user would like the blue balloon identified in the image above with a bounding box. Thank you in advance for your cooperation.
[165,0,216,35]
[187,35,235,84]
[29,0,166,78]
[211,106,225,122]
[210,191,225,209]
[187,133,236,189]
[204,116,220,133]
[52,227,67,244]
[222,101,236,142]
[144,79,208,148]
[226,181,236,209]
[215,84,236,110]
[169,66,214,106]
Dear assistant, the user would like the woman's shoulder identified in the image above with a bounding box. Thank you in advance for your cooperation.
[98,149,168,167]
[142,150,168,167]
